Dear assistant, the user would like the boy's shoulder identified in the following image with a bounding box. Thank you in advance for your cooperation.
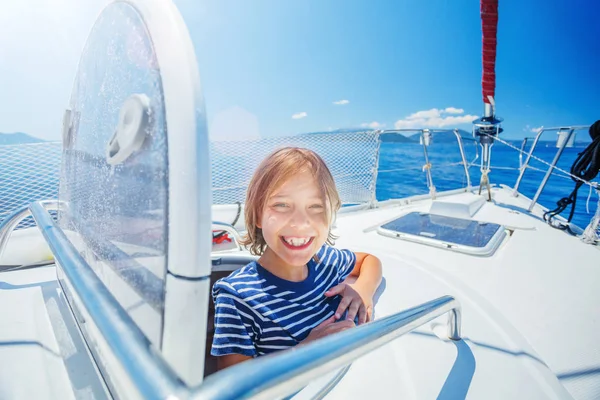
[316,244,356,265]
[212,261,260,297]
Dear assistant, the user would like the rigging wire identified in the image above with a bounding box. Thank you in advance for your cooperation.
[481,132,598,190]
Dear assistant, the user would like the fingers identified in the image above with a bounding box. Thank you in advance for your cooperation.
[335,320,355,330]
[366,306,373,322]
[357,304,367,325]
[328,319,355,333]
[346,300,361,323]
[325,284,345,298]
[315,315,337,330]
[335,296,352,319]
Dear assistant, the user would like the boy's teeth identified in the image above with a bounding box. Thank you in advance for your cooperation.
[284,237,310,246]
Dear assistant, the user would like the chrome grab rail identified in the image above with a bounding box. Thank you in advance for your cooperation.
[511,125,590,211]
[0,200,59,261]
[382,128,474,194]
[3,201,462,400]
[453,129,474,190]
[26,202,188,399]
[192,296,461,400]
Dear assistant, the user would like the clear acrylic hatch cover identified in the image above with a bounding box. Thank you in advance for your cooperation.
[59,2,168,345]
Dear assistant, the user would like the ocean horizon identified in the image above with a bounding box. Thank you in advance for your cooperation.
[0,138,597,231]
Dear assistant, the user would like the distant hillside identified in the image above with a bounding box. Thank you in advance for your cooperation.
[380,133,415,143]
[0,132,45,145]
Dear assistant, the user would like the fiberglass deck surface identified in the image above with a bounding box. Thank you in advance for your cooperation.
[327,186,599,400]
[1,186,598,399]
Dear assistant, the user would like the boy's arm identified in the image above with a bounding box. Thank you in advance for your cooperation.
[217,354,252,370]
[349,252,382,296]
[212,289,256,370]
[326,252,382,324]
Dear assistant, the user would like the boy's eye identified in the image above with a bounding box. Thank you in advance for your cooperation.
[273,203,289,208]
[309,204,324,210]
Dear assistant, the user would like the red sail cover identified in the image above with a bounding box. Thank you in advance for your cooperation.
[481,0,498,104]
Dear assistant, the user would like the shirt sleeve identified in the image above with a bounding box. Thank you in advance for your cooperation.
[211,288,257,357]
[317,244,357,284]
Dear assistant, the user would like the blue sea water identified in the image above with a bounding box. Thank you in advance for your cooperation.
[376,140,598,229]
[0,139,597,230]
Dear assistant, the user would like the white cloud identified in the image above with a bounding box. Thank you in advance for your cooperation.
[394,107,477,129]
[292,112,308,119]
[444,107,464,114]
[360,121,385,129]
[333,99,350,105]
[407,109,442,119]
[530,126,542,133]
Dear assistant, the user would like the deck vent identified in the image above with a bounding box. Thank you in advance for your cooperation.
[377,212,506,256]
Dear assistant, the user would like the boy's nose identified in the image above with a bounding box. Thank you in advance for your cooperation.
[289,209,311,228]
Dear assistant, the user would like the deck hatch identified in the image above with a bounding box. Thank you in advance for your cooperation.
[377,212,505,256]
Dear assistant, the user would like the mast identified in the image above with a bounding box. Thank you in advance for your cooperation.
[473,0,502,200]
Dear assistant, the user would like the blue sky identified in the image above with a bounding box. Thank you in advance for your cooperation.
[1,0,598,141]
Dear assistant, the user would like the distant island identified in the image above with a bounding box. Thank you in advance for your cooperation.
[323,128,593,147]
[0,132,45,145]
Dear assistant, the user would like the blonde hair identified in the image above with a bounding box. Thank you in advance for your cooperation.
[241,147,341,255]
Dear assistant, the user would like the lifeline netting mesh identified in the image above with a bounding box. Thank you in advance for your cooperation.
[210,131,381,205]
[0,142,62,229]
[0,131,381,231]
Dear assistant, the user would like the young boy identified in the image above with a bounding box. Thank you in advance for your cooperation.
[211,147,382,370]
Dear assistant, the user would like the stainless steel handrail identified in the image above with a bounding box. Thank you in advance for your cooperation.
[4,201,462,400]
[27,202,187,400]
[511,125,590,211]
[0,200,59,262]
[191,295,461,400]
[518,137,530,170]
[528,128,575,211]
[453,128,473,190]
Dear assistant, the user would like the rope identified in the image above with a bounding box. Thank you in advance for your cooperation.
[586,184,595,214]
[543,120,600,233]
[377,166,422,173]
[478,169,492,201]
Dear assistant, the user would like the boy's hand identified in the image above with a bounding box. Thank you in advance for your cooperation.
[325,282,374,325]
[302,315,355,344]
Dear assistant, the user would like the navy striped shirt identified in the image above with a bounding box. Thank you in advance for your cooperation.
[211,244,356,357]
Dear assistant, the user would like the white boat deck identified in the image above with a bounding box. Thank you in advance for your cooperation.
[326,185,599,400]
[1,185,598,399]
[0,265,110,400]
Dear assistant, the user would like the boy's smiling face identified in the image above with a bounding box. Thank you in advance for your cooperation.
[258,170,329,274]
